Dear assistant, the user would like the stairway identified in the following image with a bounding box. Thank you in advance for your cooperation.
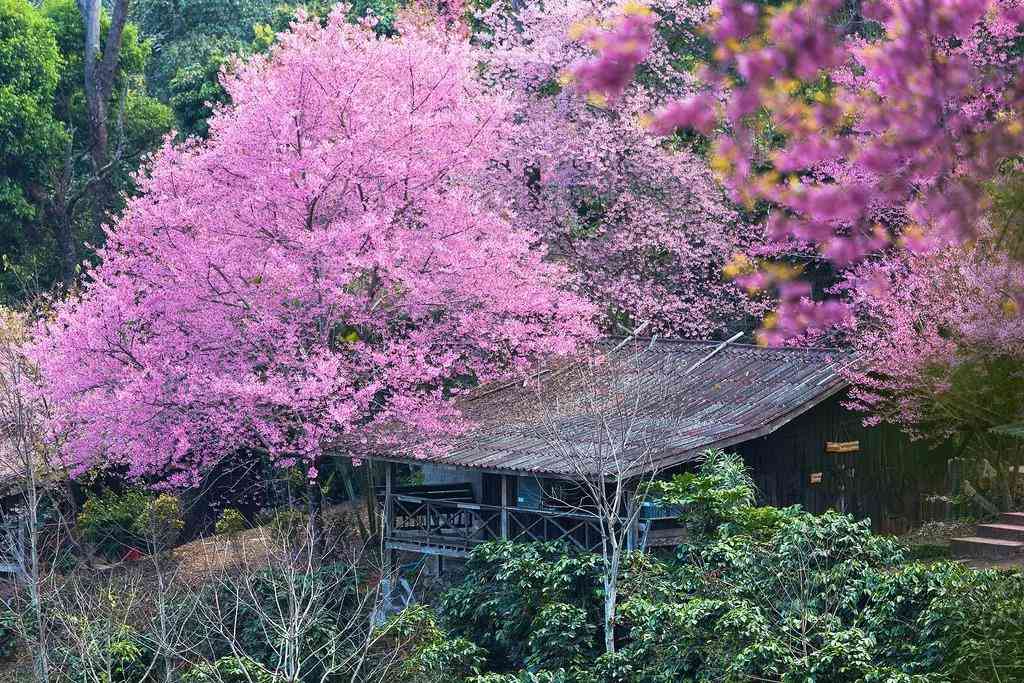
[951,512,1024,560]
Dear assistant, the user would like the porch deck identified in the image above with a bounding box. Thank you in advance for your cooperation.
[384,492,628,557]
[378,471,655,561]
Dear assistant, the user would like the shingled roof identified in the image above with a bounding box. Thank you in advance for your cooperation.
[379,338,854,478]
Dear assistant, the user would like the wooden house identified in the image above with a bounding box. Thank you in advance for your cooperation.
[362,338,951,561]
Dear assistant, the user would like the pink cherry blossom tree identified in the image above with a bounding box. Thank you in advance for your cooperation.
[565,0,1024,455]
[569,0,1024,342]
[474,0,767,337]
[29,9,596,487]
[837,240,1024,438]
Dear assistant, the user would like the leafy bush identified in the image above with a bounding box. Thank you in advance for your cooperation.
[0,609,16,660]
[78,489,185,559]
[432,451,1024,682]
[215,507,248,536]
[651,449,758,540]
[385,605,486,683]
[77,489,151,560]
[137,493,185,550]
[440,541,604,671]
[182,656,280,683]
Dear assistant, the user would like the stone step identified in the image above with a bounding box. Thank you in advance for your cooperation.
[977,523,1024,542]
[951,536,1024,560]
[1000,511,1024,526]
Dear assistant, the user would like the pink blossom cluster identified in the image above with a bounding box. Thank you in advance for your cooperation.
[476,0,768,337]
[568,2,657,104]
[569,0,1024,340]
[29,11,596,486]
[838,241,1024,435]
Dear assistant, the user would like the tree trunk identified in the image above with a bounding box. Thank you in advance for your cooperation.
[603,573,617,654]
[78,0,131,234]
[55,212,77,288]
[307,471,323,560]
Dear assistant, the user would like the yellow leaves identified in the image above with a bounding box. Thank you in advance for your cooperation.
[620,0,653,16]
[1007,118,1023,137]
[1004,297,1021,318]
[568,17,597,41]
[898,223,925,247]
[710,152,733,176]
[587,91,609,108]
[637,112,654,129]
[722,252,755,279]
[762,261,802,281]
[557,70,575,87]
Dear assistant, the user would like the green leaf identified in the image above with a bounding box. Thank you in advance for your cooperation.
[990,422,1024,439]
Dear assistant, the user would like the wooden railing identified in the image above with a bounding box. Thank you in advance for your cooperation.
[387,494,612,554]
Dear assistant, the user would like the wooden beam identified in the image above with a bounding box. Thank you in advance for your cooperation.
[384,462,394,540]
[500,476,509,540]
[826,440,860,453]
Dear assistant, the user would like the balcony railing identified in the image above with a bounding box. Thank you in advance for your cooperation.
[385,493,616,556]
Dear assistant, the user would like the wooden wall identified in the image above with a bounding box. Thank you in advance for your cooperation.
[735,393,953,533]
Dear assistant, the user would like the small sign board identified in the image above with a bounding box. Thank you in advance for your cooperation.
[826,440,860,453]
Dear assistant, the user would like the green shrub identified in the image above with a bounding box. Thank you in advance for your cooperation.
[923,566,1024,681]
[136,493,184,550]
[651,449,757,540]
[387,605,486,683]
[78,489,185,559]
[182,656,279,683]
[77,489,150,560]
[0,609,17,660]
[215,507,248,536]
[440,542,604,671]
[525,603,595,672]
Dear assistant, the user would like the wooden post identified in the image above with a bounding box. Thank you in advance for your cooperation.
[384,461,394,541]
[500,475,509,540]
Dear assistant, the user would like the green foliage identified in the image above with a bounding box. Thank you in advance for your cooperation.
[427,451,1024,682]
[920,565,1024,681]
[137,492,185,550]
[440,541,605,671]
[168,42,233,139]
[182,655,280,683]
[524,603,595,672]
[0,609,17,661]
[0,0,66,299]
[385,605,486,682]
[215,507,249,535]
[77,488,183,559]
[77,488,151,560]
[0,0,171,304]
[651,449,757,539]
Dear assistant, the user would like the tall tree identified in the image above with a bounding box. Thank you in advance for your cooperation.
[0,0,171,302]
[568,0,1024,342]
[0,0,65,298]
[476,0,766,337]
[30,11,595,488]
